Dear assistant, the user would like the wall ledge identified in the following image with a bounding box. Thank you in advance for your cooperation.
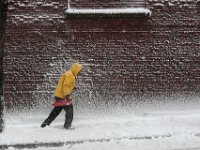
[65,8,151,18]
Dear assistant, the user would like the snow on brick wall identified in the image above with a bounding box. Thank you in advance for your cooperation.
[69,0,147,9]
[4,0,200,109]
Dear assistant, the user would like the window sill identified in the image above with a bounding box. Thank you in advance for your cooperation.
[65,8,151,18]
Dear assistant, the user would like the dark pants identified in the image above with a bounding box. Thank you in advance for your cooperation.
[43,104,73,128]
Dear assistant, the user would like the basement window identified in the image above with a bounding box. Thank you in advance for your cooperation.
[65,1,151,18]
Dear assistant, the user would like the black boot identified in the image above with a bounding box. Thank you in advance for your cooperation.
[64,124,71,129]
[41,119,50,128]
[41,106,63,128]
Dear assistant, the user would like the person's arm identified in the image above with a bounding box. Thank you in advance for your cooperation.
[62,73,75,97]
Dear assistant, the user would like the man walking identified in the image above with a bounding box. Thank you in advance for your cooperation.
[41,63,83,129]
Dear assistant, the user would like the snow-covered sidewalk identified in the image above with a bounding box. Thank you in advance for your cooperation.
[1,102,200,150]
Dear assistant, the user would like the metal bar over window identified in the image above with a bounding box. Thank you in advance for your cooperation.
[65,0,151,18]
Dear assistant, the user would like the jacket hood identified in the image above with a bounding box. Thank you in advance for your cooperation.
[69,63,83,76]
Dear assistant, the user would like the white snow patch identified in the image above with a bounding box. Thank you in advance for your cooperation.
[1,97,200,149]
[65,8,151,16]
[17,136,200,150]
[1,107,200,149]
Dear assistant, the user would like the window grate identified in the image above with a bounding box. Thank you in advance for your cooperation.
[68,0,148,9]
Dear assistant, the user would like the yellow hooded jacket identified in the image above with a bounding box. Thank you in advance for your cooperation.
[54,63,82,99]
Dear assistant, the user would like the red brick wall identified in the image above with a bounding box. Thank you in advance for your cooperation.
[4,0,200,109]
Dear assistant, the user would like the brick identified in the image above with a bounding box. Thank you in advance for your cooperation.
[4,0,200,108]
